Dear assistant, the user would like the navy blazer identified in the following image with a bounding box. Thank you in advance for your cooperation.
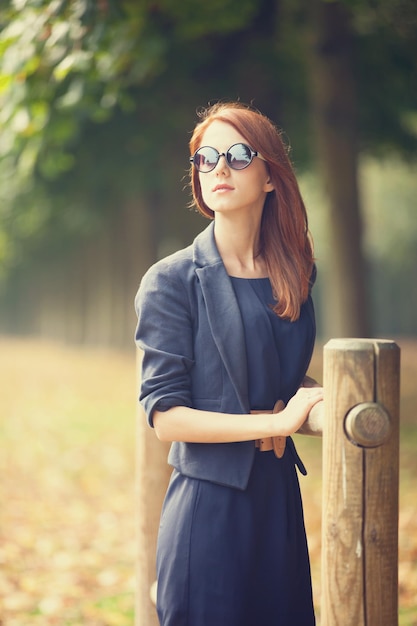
[135,221,315,490]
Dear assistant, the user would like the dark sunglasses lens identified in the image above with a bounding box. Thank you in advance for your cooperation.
[194,147,219,172]
[227,144,253,169]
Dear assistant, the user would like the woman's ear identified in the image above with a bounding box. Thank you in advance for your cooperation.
[264,178,275,193]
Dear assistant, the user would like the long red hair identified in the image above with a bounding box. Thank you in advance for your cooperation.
[189,102,315,321]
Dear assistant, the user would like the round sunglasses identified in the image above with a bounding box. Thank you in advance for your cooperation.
[190,143,266,173]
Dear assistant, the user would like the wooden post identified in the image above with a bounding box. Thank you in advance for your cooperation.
[135,349,171,626]
[321,339,400,626]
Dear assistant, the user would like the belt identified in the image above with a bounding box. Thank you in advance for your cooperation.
[251,399,286,458]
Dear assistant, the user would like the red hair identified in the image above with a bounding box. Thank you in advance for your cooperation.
[189,102,315,321]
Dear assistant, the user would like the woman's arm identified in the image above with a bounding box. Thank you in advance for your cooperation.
[153,386,323,443]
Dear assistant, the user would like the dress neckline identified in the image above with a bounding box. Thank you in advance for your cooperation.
[229,275,270,281]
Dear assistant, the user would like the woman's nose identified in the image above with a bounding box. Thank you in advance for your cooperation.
[215,153,230,174]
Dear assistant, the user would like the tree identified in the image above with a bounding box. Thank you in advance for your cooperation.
[307,0,417,337]
[308,1,370,337]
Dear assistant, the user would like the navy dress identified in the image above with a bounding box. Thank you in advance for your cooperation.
[156,278,315,626]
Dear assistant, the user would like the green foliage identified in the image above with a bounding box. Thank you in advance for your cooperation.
[355,2,417,155]
[0,0,416,283]
[0,0,164,180]
[0,0,163,270]
[154,0,258,38]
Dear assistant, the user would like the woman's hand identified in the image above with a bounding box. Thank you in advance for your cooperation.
[274,386,324,436]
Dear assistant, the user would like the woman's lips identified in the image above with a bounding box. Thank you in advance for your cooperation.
[212,184,234,192]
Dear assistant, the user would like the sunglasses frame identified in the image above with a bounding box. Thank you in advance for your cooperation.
[190,143,266,173]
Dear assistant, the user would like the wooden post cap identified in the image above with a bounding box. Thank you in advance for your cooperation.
[344,402,391,448]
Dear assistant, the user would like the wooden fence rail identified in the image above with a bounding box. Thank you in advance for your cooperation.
[136,338,400,625]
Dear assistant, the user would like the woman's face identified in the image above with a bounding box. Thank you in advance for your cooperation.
[197,120,274,219]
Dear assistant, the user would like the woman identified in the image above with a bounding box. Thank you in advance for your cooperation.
[135,102,323,626]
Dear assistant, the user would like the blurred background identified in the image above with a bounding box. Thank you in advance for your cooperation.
[0,0,416,624]
[0,0,416,345]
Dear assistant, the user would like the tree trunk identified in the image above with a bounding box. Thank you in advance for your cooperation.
[308,0,370,338]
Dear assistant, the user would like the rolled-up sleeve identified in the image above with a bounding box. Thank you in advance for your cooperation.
[135,262,195,427]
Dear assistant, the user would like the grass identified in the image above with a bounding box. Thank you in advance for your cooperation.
[0,335,416,625]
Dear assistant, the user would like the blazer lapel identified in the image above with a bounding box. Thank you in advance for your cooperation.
[194,224,249,413]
